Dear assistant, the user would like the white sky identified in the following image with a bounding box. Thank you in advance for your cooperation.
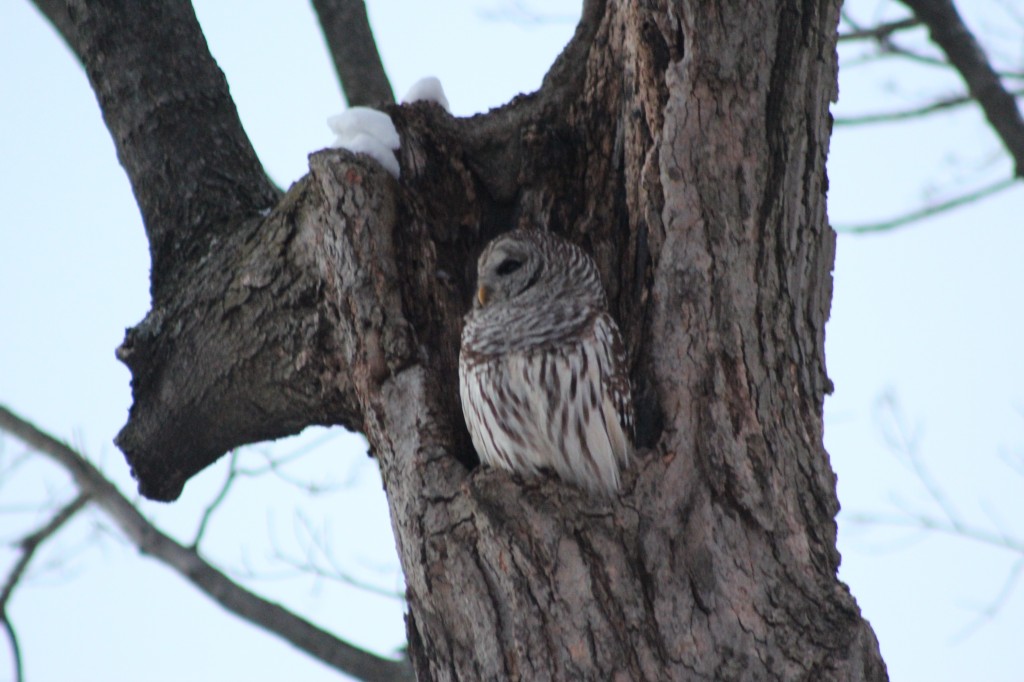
[1,1,1023,681]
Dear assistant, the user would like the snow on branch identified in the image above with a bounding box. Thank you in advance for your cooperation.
[328,77,451,178]
[401,77,451,112]
[329,107,402,178]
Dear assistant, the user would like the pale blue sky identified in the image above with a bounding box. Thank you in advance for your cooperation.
[2,2,1023,681]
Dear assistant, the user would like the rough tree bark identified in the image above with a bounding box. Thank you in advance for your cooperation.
[39,0,888,679]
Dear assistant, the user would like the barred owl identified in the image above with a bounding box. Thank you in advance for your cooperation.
[459,229,634,493]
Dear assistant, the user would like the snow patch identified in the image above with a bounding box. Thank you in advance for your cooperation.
[327,106,401,178]
[402,77,450,112]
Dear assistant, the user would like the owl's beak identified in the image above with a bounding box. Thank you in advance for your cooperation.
[477,285,490,306]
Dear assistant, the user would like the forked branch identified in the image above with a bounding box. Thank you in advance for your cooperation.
[0,405,412,682]
[898,0,1024,177]
[30,0,279,287]
[0,494,89,682]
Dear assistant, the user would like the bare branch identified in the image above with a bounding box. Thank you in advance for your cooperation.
[26,0,76,55]
[1,495,90,605]
[841,39,1024,83]
[479,0,579,25]
[851,505,1024,633]
[839,45,944,71]
[838,10,940,64]
[899,0,1024,177]
[838,17,921,42]
[833,90,1008,126]
[847,510,1024,555]
[236,443,348,494]
[192,435,348,548]
[846,393,1024,625]
[539,0,605,96]
[0,405,412,682]
[310,0,394,106]
[847,498,1024,625]
[30,0,279,288]
[276,512,405,600]
[874,392,963,528]
[834,177,1016,234]
[0,494,88,682]
[191,450,241,549]
[954,557,1024,640]
[0,615,20,682]
[453,0,607,202]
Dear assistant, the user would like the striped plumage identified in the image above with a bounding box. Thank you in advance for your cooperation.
[459,229,634,493]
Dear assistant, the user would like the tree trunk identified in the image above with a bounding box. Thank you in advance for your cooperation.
[78,0,887,678]
[375,1,887,678]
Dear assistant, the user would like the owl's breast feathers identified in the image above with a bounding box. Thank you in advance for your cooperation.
[459,308,635,492]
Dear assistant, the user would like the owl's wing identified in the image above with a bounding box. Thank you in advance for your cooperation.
[591,311,635,466]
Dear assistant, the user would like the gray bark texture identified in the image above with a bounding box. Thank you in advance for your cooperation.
[46,0,889,679]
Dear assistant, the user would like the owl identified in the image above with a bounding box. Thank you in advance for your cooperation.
[459,229,634,493]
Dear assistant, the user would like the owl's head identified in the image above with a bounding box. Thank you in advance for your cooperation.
[472,229,606,311]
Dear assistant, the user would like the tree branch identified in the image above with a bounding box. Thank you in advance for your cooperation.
[0,405,412,682]
[845,392,1024,628]
[834,177,1016,234]
[27,0,76,54]
[63,0,606,500]
[899,0,1024,177]
[539,0,606,98]
[0,494,89,682]
[833,90,1024,126]
[112,166,375,501]
[311,0,394,106]
[271,512,405,600]
[31,0,279,289]
[838,17,921,42]
[191,449,240,549]
[0,615,20,682]
[449,0,608,202]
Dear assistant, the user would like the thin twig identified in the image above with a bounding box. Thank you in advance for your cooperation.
[876,40,950,68]
[953,557,1024,641]
[874,393,966,528]
[0,615,20,682]
[899,0,1024,176]
[192,450,241,549]
[834,90,1021,126]
[479,0,579,25]
[0,405,413,682]
[282,512,405,600]
[0,447,34,483]
[834,177,1016,234]
[846,393,1024,627]
[0,494,89,682]
[0,495,90,606]
[838,17,921,42]
[848,510,1024,555]
[235,434,348,494]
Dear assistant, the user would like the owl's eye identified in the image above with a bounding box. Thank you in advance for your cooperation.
[496,258,523,276]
